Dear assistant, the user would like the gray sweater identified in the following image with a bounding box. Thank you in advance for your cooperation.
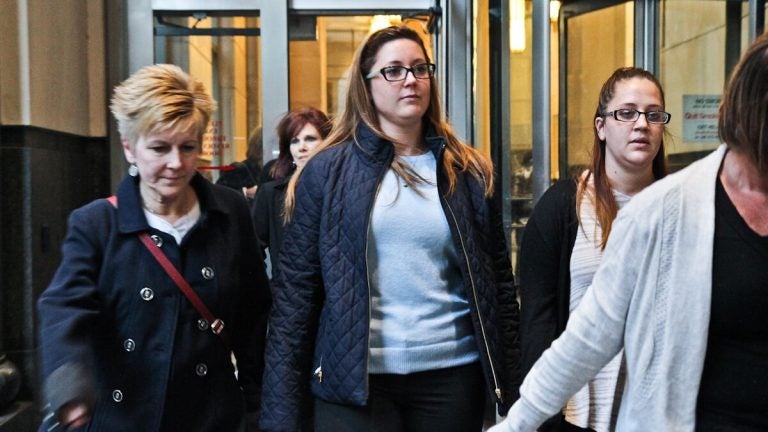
[491,145,727,432]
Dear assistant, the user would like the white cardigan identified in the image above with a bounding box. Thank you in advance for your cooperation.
[493,145,727,432]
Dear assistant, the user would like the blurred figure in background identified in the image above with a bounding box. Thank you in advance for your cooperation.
[251,107,331,281]
[216,126,263,200]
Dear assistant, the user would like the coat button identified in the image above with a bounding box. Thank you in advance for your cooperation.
[197,319,209,331]
[112,389,123,402]
[139,287,154,301]
[123,339,135,352]
[195,363,208,377]
[150,234,163,248]
[201,266,214,280]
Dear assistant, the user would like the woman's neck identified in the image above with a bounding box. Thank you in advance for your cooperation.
[140,184,197,223]
[603,156,656,196]
[380,121,426,156]
[721,149,768,194]
[720,148,768,235]
[603,168,654,196]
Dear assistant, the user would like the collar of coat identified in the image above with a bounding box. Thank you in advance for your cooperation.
[352,121,447,163]
[114,172,230,235]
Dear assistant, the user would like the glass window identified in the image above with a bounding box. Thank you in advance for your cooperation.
[508,0,534,268]
[659,0,749,171]
[154,14,261,181]
[288,15,434,120]
[564,2,633,176]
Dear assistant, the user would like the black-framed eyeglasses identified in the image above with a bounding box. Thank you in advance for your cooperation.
[365,63,436,82]
[603,109,671,124]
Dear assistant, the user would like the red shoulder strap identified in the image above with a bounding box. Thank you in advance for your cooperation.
[105,194,230,350]
[138,233,229,349]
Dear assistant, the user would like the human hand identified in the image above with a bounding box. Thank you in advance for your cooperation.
[59,401,91,430]
[244,185,258,200]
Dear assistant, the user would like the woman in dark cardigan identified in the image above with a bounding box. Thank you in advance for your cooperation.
[515,67,668,432]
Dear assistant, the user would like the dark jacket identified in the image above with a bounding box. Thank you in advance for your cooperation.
[518,178,580,431]
[37,174,271,432]
[260,124,521,431]
[250,176,290,281]
[216,159,263,192]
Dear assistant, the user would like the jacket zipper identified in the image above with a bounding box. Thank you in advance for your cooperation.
[363,156,393,397]
[439,160,503,404]
[314,356,323,383]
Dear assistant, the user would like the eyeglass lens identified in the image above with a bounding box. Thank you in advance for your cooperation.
[613,109,670,124]
[382,64,433,81]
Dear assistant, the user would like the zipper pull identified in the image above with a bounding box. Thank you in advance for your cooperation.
[314,366,323,383]
[495,388,502,401]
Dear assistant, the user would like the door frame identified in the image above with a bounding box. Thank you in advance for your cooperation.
[556,0,637,183]
[108,0,465,189]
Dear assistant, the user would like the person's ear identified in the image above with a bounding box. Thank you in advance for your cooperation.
[595,116,607,142]
[121,139,135,163]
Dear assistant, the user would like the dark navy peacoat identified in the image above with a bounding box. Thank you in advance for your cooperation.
[37,173,271,431]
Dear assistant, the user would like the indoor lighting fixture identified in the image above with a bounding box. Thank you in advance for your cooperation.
[550,1,561,22]
[510,0,525,53]
[369,15,401,34]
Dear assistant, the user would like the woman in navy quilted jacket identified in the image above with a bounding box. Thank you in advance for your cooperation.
[260,25,520,432]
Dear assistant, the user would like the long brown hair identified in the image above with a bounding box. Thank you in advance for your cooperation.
[283,25,494,220]
[577,67,668,249]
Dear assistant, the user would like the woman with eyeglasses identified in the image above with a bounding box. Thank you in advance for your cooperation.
[512,67,668,432]
[259,25,520,432]
[493,34,768,432]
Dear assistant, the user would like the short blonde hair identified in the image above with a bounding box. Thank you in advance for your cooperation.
[110,64,216,146]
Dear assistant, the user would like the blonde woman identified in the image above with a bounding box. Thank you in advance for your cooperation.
[38,64,270,431]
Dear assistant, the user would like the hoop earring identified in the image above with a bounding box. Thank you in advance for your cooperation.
[128,163,139,177]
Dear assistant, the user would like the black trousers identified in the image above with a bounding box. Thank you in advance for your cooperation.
[314,362,485,432]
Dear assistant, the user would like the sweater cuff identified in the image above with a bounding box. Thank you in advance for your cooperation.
[44,362,95,416]
[488,397,550,432]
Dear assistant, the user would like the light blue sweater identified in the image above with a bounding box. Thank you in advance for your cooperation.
[491,145,727,432]
[366,152,478,374]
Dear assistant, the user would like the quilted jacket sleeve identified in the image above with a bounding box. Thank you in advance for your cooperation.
[488,192,522,410]
[260,163,326,431]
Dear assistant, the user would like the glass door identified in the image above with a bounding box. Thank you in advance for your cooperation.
[154,12,262,182]
[659,0,752,171]
[559,1,634,178]
[287,14,435,118]
[121,2,449,187]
